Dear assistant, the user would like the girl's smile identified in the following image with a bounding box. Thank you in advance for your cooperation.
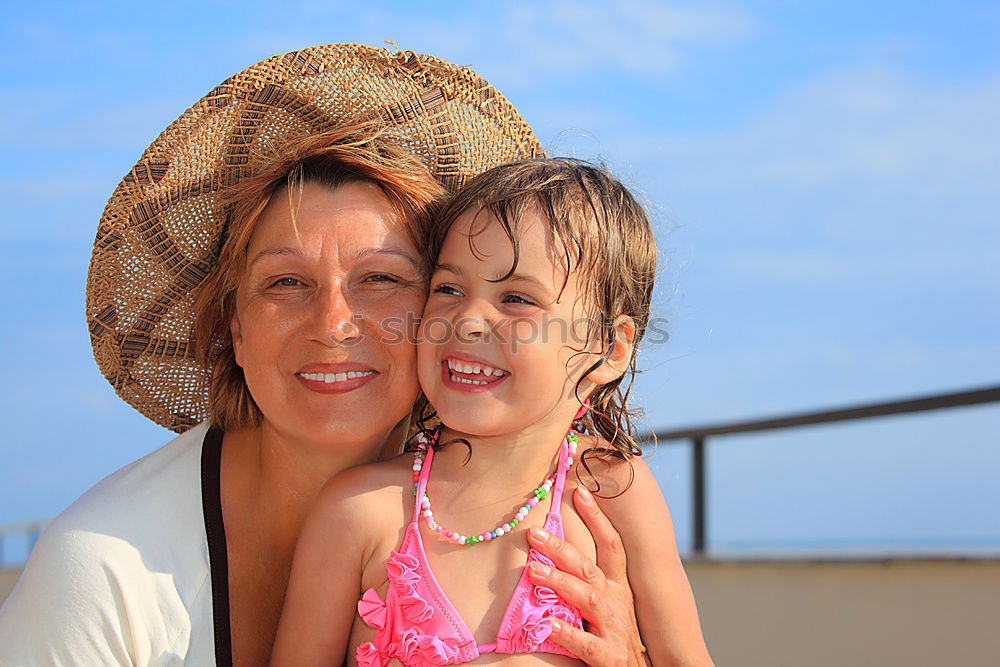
[417,205,602,440]
[440,353,511,391]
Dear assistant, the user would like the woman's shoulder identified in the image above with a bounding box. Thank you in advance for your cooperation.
[0,424,217,663]
[24,423,213,588]
[55,422,210,542]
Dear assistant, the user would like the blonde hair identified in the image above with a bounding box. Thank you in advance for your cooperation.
[416,158,657,475]
[193,124,446,430]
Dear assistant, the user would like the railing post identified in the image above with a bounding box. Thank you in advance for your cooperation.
[692,436,706,555]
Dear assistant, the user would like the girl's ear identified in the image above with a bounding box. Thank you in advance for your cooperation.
[587,315,636,385]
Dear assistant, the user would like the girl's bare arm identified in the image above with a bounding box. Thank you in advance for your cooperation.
[270,470,375,666]
[529,460,714,666]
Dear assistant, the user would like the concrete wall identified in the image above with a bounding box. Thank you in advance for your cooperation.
[687,558,1000,667]
[3,559,999,665]
[0,569,19,607]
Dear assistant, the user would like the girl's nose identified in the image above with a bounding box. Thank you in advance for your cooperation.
[453,299,493,343]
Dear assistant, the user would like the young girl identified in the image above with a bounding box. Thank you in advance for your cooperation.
[272,159,713,665]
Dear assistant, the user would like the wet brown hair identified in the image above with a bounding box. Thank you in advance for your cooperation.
[412,158,657,487]
[192,124,446,431]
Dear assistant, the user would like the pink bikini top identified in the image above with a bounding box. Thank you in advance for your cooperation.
[354,434,583,666]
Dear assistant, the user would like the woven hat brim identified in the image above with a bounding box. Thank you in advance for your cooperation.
[86,43,542,432]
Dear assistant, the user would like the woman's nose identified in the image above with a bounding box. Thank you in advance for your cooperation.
[308,285,361,347]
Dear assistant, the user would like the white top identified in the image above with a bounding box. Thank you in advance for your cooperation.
[0,423,220,666]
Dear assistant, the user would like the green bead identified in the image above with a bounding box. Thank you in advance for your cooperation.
[511,519,518,527]
[567,432,579,442]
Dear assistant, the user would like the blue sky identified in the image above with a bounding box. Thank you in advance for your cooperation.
[1,1,998,559]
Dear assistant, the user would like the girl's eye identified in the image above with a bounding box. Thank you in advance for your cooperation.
[270,277,301,288]
[503,293,535,305]
[433,284,462,296]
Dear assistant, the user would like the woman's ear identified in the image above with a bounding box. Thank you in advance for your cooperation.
[230,312,245,368]
[587,315,636,385]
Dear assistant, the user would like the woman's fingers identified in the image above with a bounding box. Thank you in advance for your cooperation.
[527,523,607,590]
[526,559,606,626]
[526,487,647,666]
[572,486,629,583]
[548,617,632,667]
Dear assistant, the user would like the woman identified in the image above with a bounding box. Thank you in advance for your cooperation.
[0,44,649,665]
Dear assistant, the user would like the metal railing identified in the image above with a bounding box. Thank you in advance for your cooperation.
[646,384,1000,556]
[2,385,998,566]
[0,518,50,568]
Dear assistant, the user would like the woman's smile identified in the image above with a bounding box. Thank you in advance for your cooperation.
[296,362,380,394]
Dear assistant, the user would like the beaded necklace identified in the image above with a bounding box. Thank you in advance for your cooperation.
[411,427,580,546]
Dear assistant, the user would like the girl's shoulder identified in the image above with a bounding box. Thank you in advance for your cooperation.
[572,432,651,499]
[310,454,415,524]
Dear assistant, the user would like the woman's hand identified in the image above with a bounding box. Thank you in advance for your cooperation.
[527,486,648,666]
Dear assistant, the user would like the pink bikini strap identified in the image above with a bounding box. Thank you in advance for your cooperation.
[412,429,439,520]
[414,428,573,521]
[547,434,573,511]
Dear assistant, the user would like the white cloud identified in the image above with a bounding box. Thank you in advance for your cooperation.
[705,248,855,283]
[215,3,756,87]
[629,66,1000,199]
[484,1,756,81]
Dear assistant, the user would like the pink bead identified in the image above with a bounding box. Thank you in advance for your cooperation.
[528,497,539,507]
[484,533,492,541]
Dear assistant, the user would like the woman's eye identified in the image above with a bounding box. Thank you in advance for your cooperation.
[433,284,462,297]
[270,277,301,288]
[365,273,399,284]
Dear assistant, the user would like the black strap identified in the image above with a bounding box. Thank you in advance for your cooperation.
[201,427,233,667]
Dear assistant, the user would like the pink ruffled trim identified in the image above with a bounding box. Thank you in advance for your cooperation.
[358,588,387,630]
[385,628,460,667]
[386,551,421,586]
[355,641,383,667]
[520,616,554,648]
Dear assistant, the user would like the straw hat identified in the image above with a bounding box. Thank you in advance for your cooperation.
[86,43,542,433]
